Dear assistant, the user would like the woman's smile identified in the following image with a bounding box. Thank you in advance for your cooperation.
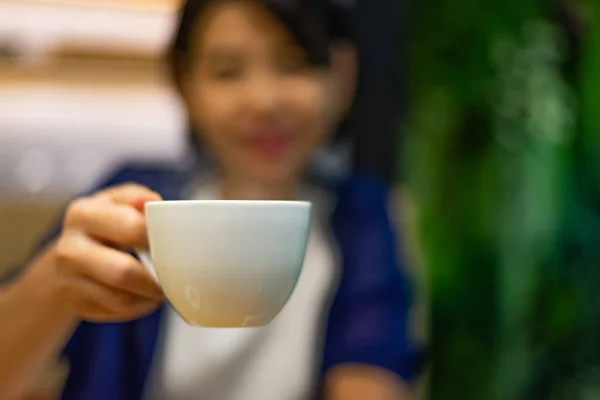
[242,126,294,160]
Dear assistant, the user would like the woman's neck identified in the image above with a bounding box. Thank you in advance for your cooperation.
[219,176,298,201]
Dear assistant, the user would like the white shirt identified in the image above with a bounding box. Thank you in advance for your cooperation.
[144,181,339,400]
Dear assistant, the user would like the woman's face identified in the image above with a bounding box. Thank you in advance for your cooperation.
[182,1,355,188]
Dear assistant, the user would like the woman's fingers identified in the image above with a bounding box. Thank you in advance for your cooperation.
[64,183,162,247]
[62,275,162,323]
[54,183,165,323]
[65,198,149,247]
[98,183,162,208]
[55,233,163,300]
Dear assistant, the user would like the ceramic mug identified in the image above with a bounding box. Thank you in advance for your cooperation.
[137,200,311,328]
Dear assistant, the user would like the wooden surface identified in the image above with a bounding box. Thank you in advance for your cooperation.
[0,0,180,60]
[2,0,182,13]
[0,17,171,88]
[0,59,167,89]
[0,0,182,86]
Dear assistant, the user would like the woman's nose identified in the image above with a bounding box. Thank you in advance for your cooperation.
[244,73,281,114]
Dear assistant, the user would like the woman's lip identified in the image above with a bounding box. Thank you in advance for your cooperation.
[244,133,291,158]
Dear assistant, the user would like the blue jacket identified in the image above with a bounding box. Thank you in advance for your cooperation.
[5,163,417,399]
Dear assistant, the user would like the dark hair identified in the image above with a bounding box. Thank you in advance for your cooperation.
[168,0,355,86]
[166,0,356,156]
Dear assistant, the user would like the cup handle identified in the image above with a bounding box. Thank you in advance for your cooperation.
[135,249,160,285]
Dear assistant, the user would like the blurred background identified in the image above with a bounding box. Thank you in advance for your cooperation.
[3,0,600,399]
[403,1,600,399]
[0,0,187,272]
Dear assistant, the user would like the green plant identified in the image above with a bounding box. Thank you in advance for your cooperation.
[404,1,600,398]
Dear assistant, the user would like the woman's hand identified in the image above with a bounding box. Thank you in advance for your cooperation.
[50,183,164,322]
[324,365,412,400]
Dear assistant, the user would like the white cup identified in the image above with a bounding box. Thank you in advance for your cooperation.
[137,200,311,328]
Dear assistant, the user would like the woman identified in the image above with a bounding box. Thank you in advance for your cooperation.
[0,1,416,399]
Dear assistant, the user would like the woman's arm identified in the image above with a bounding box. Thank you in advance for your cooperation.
[0,245,78,400]
[324,364,412,400]
[1,181,163,400]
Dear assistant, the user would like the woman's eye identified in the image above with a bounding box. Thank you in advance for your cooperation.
[212,66,243,80]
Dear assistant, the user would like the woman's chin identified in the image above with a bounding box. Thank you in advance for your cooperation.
[246,164,300,185]
[230,173,300,200]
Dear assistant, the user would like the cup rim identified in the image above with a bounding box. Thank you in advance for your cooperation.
[145,200,311,208]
